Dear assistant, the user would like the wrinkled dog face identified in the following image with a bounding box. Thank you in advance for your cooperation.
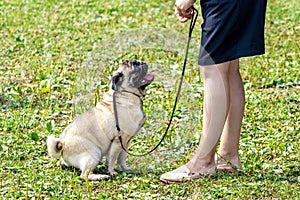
[111,60,154,95]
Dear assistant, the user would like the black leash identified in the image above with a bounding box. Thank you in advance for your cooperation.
[115,8,198,157]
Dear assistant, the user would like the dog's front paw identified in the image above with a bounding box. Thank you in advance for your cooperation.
[109,170,118,176]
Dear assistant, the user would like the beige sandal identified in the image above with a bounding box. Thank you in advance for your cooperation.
[216,155,242,173]
[160,165,216,184]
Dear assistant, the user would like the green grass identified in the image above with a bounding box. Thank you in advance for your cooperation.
[0,0,299,199]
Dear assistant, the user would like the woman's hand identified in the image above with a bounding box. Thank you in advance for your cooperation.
[175,0,196,23]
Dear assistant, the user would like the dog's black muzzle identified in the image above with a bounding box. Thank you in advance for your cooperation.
[123,60,148,88]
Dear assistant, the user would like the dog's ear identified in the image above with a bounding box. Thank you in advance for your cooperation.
[111,72,123,90]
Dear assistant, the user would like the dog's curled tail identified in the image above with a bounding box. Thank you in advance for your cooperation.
[46,135,63,158]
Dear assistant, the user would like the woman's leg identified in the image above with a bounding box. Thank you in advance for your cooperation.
[160,61,240,182]
[217,59,244,170]
[185,62,231,174]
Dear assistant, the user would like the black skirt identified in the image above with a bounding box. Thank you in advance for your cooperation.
[198,0,267,65]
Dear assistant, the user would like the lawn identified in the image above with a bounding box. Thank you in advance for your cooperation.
[0,0,299,199]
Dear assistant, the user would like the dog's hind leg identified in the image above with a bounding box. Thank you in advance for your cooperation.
[78,150,110,181]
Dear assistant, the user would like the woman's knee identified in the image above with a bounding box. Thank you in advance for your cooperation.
[200,62,230,80]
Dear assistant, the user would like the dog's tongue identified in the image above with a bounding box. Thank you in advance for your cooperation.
[140,74,154,89]
[141,74,154,85]
[139,74,154,95]
[143,74,154,82]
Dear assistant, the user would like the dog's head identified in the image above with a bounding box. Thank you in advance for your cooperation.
[111,60,154,96]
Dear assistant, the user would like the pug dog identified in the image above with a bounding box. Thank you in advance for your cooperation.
[46,60,154,180]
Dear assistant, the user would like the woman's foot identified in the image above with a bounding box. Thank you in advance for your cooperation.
[216,154,242,173]
[160,163,216,184]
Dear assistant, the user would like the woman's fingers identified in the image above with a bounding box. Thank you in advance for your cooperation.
[175,5,194,23]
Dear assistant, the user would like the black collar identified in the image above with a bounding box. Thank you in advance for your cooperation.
[114,89,143,99]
